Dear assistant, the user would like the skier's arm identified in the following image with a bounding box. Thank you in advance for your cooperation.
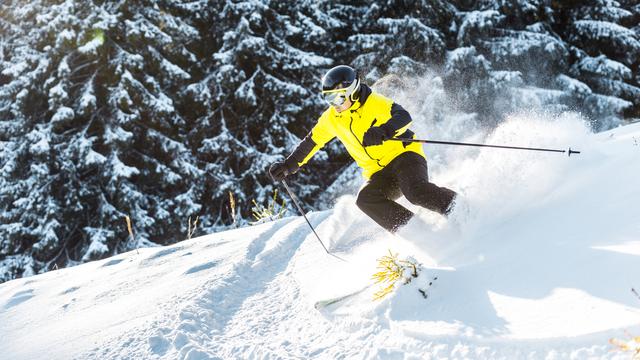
[270,115,335,181]
[288,117,335,167]
[363,103,413,146]
[381,103,412,137]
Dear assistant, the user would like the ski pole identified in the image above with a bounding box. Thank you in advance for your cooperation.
[280,179,347,262]
[390,138,580,156]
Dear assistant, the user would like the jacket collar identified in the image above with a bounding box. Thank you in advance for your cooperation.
[349,84,371,111]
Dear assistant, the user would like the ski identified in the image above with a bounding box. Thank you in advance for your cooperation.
[314,275,439,310]
[314,285,372,310]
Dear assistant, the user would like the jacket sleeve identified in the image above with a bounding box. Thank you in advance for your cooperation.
[381,103,412,137]
[286,114,335,167]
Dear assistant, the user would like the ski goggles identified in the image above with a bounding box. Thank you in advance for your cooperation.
[322,79,359,107]
[322,89,348,106]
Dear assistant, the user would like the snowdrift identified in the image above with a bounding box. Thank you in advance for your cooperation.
[1,116,640,359]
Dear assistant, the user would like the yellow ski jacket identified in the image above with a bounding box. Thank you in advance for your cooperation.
[289,85,425,179]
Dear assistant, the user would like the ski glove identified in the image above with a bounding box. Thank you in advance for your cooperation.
[269,159,299,182]
[362,125,394,147]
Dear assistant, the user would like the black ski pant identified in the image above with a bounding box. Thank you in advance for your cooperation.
[356,152,456,233]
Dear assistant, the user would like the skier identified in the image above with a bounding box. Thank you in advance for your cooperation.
[269,65,458,233]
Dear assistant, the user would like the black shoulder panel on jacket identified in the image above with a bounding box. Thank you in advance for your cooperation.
[355,84,372,106]
[383,102,412,132]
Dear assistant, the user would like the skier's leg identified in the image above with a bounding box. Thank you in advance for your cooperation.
[393,152,457,215]
[356,169,414,232]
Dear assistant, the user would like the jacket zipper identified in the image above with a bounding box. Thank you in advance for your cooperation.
[349,113,383,168]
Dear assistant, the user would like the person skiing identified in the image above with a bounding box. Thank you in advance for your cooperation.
[269,65,457,233]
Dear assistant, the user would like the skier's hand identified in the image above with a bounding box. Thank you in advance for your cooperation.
[269,159,299,182]
[362,126,393,147]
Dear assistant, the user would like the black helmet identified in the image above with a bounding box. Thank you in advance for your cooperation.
[321,65,360,106]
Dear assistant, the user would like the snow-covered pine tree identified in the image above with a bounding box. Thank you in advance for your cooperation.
[96,0,205,250]
[0,0,92,280]
[182,1,335,231]
[450,0,640,129]
[0,0,205,279]
[453,1,571,118]
[336,1,453,80]
[553,0,640,126]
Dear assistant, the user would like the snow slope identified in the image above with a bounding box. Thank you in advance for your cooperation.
[1,116,640,359]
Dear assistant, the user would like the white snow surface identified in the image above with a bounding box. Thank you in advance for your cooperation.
[2,117,640,359]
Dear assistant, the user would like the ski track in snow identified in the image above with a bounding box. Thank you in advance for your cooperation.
[2,118,640,360]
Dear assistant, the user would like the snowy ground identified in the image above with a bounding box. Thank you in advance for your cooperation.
[1,116,640,359]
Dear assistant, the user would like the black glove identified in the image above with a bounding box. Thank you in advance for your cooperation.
[362,125,394,147]
[269,159,299,182]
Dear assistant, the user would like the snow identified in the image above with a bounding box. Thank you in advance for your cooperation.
[556,74,592,96]
[50,106,74,124]
[48,83,68,102]
[1,61,29,77]
[482,31,567,61]
[1,116,639,359]
[234,71,258,106]
[84,148,106,166]
[79,90,97,114]
[27,128,51,155]
[570,20,640,65]
[569,2,634,24]
[110,154,140,179]
[457,10,504,45]
[572,20,637,39]
[575,55,632,80]
[160,57,191,81]
[77,35,104,55]
[81,227,117,261]
[296,11,327,38]
[55,28,76,48]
